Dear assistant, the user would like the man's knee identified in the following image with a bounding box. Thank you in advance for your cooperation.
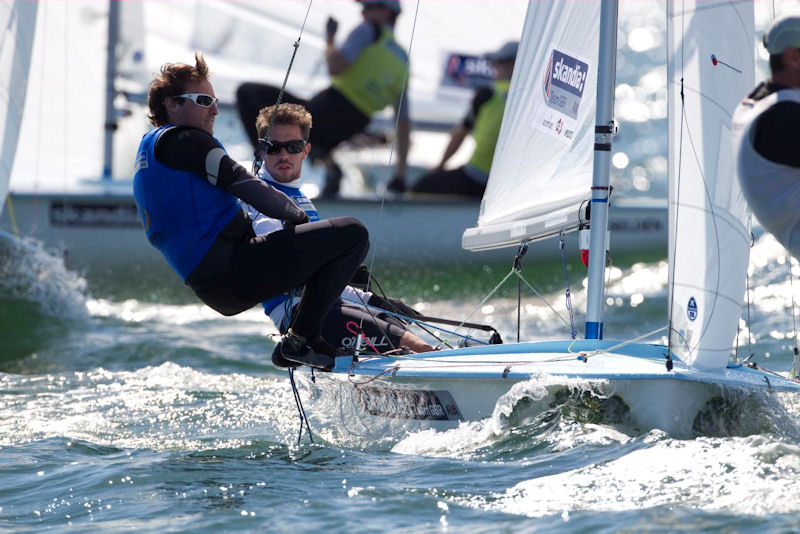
[331,217,368,241]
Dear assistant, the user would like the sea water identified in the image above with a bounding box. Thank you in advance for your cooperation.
[2,229,800,533]
[5,1,800,531]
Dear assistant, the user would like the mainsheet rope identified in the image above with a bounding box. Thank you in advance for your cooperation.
[251,0,315,176]
[787,258,800,378]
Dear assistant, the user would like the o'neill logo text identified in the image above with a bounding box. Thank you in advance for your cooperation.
[542,49,589,120]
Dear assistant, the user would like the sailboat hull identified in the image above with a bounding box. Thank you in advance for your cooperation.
[1,191,666,273]
[301,340,800,438]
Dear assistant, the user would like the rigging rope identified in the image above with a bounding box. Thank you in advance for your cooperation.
[514,243,527,343]
[559,233,578,339]
[259,0,317,442]
[787,258,800,377]
[360,0,421,332]
[288,367,314,445]
[251,0,315,176]
[742,267,754,363]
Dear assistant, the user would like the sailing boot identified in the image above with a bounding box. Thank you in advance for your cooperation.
[271,343,292,368]
[279,329,336,371]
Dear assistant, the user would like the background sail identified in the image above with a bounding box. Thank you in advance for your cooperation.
[129,0,528,130]
[667,0,753,369]
[462,0,600,252]
[0,0,37,216]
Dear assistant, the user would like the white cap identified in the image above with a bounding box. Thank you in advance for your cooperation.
[763,13,800,54]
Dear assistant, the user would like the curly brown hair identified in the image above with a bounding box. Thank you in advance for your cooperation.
[256,103,313,140]
[147,52,210,126]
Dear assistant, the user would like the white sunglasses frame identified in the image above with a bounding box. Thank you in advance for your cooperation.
[172,93,219,107]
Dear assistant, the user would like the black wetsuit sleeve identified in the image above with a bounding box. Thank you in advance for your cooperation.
[155,126,307,223]
[752,101,800,168]
[462,86,494,129]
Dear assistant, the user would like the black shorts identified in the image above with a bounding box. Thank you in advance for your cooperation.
[187,214,370,331]
[305,87,371,155]
[235,83,306,147]
[236,83,370,156]
[411,166,487,198]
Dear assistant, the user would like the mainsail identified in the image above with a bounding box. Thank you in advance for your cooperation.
[462,0,600,251]
[667,0,753,369]
[0,0,37,217]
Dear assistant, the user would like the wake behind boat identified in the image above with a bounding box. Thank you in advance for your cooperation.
[295,0,800,439]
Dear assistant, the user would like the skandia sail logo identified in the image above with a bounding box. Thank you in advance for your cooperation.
[542,49,589,120]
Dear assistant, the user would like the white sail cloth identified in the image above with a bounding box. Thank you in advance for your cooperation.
[463,0,600,251]
[667,0,753,369]
[0,0,37,216]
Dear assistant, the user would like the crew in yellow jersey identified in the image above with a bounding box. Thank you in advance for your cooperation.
[410,41,518,199]
[236,0,409,198]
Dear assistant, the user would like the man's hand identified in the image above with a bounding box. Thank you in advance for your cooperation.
[325,16,338,43]
[283,212,309,230]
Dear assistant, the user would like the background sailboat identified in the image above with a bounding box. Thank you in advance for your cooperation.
[0,0,667,284]
[309,0,800,438]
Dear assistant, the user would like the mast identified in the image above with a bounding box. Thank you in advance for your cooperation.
[102,0,120,180]
[584,0,618,340]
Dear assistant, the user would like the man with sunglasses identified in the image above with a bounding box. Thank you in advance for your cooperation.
[133,53,369,371]
[244,104,433,363]
[236,0,410,198]
[734,14,800,260]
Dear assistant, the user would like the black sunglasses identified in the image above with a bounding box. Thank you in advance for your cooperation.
[265,139,307,155]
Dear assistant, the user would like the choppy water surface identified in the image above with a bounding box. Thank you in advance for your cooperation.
[5,0,800,531]
[3,227,800,532]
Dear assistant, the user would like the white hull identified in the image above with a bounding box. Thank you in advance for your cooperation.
[300,340,800,438]
[0,185,667,274]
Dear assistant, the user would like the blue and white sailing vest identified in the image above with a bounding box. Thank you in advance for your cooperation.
[133,126,242,281]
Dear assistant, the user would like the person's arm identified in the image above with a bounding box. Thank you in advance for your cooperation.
[435,124,470,171]
[433,86,492,171]
[326,43,350,76]
[155,127,307,224]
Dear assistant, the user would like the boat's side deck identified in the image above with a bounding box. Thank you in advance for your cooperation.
[331,340,800,391]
